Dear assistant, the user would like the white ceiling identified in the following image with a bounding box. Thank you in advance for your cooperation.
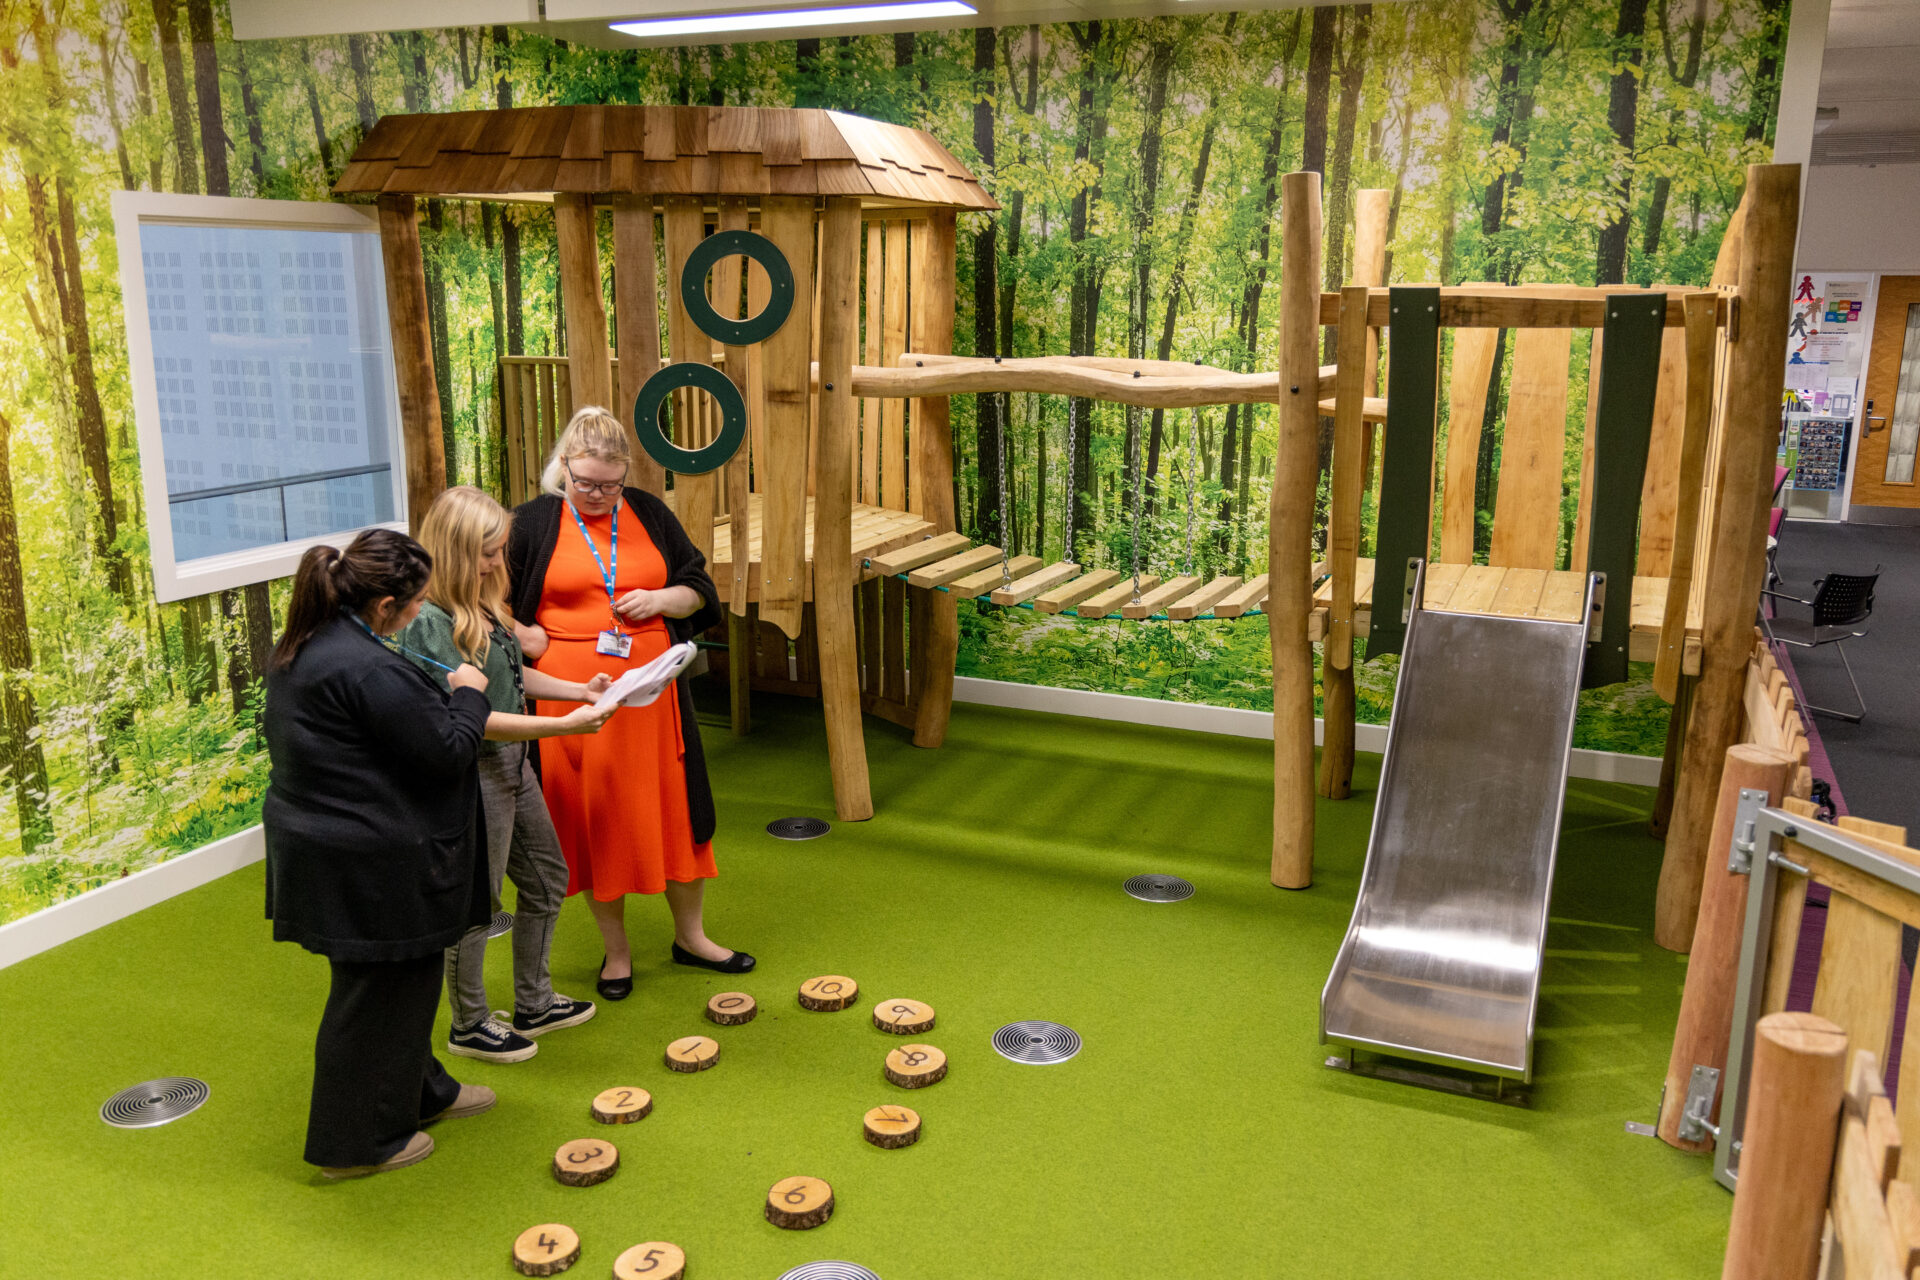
[1814,0,1920,165]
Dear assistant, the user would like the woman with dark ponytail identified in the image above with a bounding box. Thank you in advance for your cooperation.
[264,528,496,1179]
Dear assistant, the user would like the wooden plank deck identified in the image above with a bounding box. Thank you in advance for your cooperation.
[664,492,937,602]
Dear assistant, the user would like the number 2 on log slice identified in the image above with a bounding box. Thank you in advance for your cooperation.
[872,998,935,1035]
[611,1240,687,1280]
[665,1035,720,1072]
[552,1138,619,1186]
[798,975,859,1012]
[511,1223,581,1276]
[764,1175,835,1230]
[883,1043,948,1089]
[706,991,757,1026]
[590,1086,653,1124]
[862,1104,922,1149]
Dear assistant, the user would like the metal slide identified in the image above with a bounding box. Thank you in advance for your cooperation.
[1320,561,1598,1084]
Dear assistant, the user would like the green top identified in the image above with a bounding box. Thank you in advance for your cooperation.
[394,602,525,731]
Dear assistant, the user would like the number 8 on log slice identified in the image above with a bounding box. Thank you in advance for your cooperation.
[883,1043,948,1089]
[765,1175,835,1229]
[511,1223,581,1276]
[612,1241,687,1280]
[798,975,858,1011]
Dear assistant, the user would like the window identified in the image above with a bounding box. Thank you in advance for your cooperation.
[113,192,408,603]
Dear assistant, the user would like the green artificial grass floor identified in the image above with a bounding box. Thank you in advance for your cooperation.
[0,692,1728,1280]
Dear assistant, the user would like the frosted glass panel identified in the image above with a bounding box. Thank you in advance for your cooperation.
[1888,303,1920,485]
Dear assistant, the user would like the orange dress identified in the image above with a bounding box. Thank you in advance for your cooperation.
[532,506,716,898]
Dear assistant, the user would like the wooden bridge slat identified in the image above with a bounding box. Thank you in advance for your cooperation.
[1075,575,1159,619]
[1213,574,1271,618]
[907,545,1004,588]
[951,555,1042,597]
[1166,575,1244,620]
[870,532,971,575]
[1122,575,1204,619]
[990,561,1083,606]
[1035,569,1121,613]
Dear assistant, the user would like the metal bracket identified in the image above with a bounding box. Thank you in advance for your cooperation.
[1728,789,1769,875]
[1676,1064,1722,1145]
[1401,557,1421,624]
[1586,572,1607,642]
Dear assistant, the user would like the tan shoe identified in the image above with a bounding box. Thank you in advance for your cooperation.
[320,1130,434,1180]
[426,1083,496,1124]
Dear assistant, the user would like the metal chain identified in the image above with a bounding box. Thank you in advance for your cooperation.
[996,391,1014,587]
[1063,396,1078,566]
[1183,407,1198,577]
[1128,401,1144,603]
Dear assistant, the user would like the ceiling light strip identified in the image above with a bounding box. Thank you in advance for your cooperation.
[613,0,976,39]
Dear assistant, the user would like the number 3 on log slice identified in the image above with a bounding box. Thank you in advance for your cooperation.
[590,1086,653,1125]
[764,1175,834,1230]
[511,1223,581,1276]
[706,991,757,1026]
[552,1139,619,1186]
[863,1104,921,1149]
[612,1240,687,1280]
[883,1043,948,1089]
[665,1035,720,1072]
[798,975,858,1011]
[873,998,935,1035]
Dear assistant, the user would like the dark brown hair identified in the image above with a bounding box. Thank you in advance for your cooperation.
[271,528,433,670]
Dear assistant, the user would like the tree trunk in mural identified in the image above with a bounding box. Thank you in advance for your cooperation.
[1745,0,1786,143]
[346,34,379,134]
[301,42,336,178]
[185,0,227,197]
[1643,0,1706,258]
[1595,0,1648,285]
[494,27,524,357]
[0,408,53,853]
[235,42,267,190]
[1322,3,1371,356]
[427,199,455,484]
[971,27,1002,546]
[1127,22,1174,508]
[1065,21,1110,557]
[131,51,165,190]
[95,33,137,191]
[151,0,199,194]
[1301,7,1337,176]
[54,179,132,605]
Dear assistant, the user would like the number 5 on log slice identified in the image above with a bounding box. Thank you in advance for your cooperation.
[883,1043,948,1089]
[873,998,935,1035]
[612,1240,687,1280]
[863,1105,921,1149]
[590,1086,653,1125]
[764,1175,835,1230]
[798,975,858,1011]
[552,1139,619,1186]
[706,991,757,1025]
[665,1035,720,1072]
[511,1223,581,1276]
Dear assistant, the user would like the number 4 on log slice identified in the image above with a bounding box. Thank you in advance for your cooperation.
[706,991,757,1025]
[873,998,935,1035]
[883,1043,948,1089]
[765,1175,835,1230]
[552,1139,619,1186]
[798,975,858,1011]
[511,1223,581,1276]
[863,1105,921,1149]
[590,1086,653,1125]
[665,1035,720,1072]
[612,1240,687,1280]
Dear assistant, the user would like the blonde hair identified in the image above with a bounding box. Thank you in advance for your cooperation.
[541,405,632,498]
[417,486,513,665]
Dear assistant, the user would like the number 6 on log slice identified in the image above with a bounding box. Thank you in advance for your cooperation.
[552,1139,619,1186]
[764,1175,834,1229]
[664,1035,720,1072]
[798,975,858,1011]
[706,991,757,1025]
[872,998,935,1035]
[511,1223,581,1276]
[862,1104,921,1149]
[590,1086,653,1125]
[883,1043,948,1089]
[612,1240,687,1280]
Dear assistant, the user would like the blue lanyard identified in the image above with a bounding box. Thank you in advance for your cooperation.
[346,610,457,673]
[566,499,622,632]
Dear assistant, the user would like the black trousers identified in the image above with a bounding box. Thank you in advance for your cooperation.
[305,951,463,1168]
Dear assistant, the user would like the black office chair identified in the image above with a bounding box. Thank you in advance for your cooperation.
[1762,567,1879,722]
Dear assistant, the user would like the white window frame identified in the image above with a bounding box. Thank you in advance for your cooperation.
[113,190,410,604]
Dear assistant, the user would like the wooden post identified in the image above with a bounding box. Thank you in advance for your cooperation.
[1650,673,1690,837]
[612,195,665,499]
[1656,163,1801,952]
[1317,288,1370,801]
[375,194,445,530]
[1272,172,1322,890]
[662,197,717,567]
[909,210,959,750]
[1657,743,1793,1150]
[1721,1012,1847,1280]
[811,198,873,822]
[1654,293,1720,703]
[555,194,613,417]
[754,195,815,642]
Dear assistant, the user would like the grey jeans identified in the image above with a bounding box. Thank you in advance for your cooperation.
[444,742,568,1029]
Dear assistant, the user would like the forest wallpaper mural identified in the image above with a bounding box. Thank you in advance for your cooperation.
[0,0,1790,922]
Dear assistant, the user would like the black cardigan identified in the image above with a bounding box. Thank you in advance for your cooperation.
[262,615,492,962]
[506,487,724,844]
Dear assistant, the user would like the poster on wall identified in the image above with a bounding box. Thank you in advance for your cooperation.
[1823,280,1868,328]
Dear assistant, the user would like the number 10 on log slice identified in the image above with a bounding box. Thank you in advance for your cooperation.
[798,975,858,1011]
[612,1241,687,1280]
[512,1223,581,1276]
[883,1044,948,1089]
[873,998,935,1035]
[765,1175,835,1229]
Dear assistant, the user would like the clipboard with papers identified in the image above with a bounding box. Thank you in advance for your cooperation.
[592,640,699,710]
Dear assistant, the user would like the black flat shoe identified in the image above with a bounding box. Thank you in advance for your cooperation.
[596,955,633,1001]
[671,942,756,974]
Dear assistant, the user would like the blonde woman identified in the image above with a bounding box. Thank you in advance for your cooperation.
[396,486,617,1063]
[505,407,750,1002]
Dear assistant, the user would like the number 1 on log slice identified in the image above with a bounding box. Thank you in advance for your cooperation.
[798,975,858,1011]
[552,1139,619,1186]
[883,1043,948,1089]
[612,1240,687,1280]
[764,1175,835,1229]
[590,1086,653,1124]
[664,1035,720,1072]
[863,1104,921,1149]
[511,1223,581,1276]
[873,998,935,1035]
[706,991,757,1025]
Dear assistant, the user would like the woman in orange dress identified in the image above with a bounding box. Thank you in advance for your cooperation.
[505,407,753,999]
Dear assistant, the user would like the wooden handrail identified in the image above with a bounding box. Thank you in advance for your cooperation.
[1315,286,1730,329]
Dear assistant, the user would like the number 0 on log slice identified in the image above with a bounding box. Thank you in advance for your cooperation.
[664,1035,720,1072]
[883,1043,948,1089]
[511,1223,581,1276]
[706,991,757,1025]
[765,1175,835,1229]
[552,1138,619,1186]
[798,975,859,1011]
[590,1086,653,1124]
[873,998,936,1035]
[611,1240,687,1280]
[863,1104,922,1149]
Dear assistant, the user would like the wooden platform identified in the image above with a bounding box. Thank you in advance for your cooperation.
[664,492,935,602]
[1311,559,1702,673]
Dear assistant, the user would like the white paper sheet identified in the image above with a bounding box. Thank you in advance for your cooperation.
[594,640,699,710]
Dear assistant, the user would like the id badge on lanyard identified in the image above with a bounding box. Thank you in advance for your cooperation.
[596,629,632,659]
[569,499,633,661]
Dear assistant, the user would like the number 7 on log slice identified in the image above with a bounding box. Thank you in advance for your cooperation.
[862,1104,922,1149]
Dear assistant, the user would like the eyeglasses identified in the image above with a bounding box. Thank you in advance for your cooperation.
[564,462,627,497]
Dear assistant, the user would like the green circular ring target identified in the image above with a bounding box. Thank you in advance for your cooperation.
[632,362,748,476]
[679,230,794,346]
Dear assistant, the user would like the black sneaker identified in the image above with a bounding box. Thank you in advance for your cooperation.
[501,994,597,1038]
[447,1017,538,1063]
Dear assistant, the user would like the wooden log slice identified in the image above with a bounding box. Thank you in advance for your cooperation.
[611,1241,687,1280]
[872,998,936,1035]
[511,1223,581,1276]
[798,975,859,1011]
[706,992,758,1026]
[883,1043,948,1089]
[590,1087,653,1125]
[862,1104,921,1149]
[765,1175,835,1230]
[664,1035,720,1072]
[552,1139,619,1186]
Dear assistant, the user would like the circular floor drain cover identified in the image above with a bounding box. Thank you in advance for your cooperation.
[101,1077,209,1128]
[1124,874,1195,903]
[777,1265,880,1280]
[487,911,514,938]
[993,1021,1082,1065]
[766,816,831,841]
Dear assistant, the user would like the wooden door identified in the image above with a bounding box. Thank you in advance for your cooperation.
[1856,275,1920,510]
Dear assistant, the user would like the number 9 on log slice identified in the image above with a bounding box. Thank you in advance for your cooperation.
[511,1223,581,1276]
[873,998,935,1035]
[863,1104,921,1149]
[765,1175,835,1230]
[552,1139,619,1186]
[798,975,858,1011]
[591,1086,652,1124]
[612,1240,687,1280]
[664,1035,720,1072]
[883,1043,948,1089]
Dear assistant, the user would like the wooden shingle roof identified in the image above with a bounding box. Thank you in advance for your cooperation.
[333,106,997,211]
